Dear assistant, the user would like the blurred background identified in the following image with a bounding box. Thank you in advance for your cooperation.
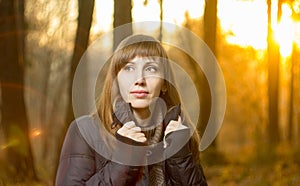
[1,0,300,185]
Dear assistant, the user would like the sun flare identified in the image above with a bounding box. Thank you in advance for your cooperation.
[217,0,268,50]
[274,4,294,57]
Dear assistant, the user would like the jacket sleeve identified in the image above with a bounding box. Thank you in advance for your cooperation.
[55,120,144,186]
[164,129,208,186]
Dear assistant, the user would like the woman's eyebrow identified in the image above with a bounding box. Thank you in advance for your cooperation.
[145,61,160,65]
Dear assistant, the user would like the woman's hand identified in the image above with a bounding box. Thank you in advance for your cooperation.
[117,121,147,143]
[164,116,187,137]
[163,116,188,148]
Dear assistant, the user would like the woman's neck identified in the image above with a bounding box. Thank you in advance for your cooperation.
[133,108,151,127]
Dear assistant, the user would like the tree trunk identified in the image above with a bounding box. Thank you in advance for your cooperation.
[0,0,37,181]
[159,0,163,41]
[55,0,95,182]
[113,0,132,50]
[41,57,51,161]
[288,43,296,143]
[66,0,95,125]
[204,0,217,54]
[202,0,217,144]
[267,0,280,145]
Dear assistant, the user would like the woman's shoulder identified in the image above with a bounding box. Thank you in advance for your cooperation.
[66,115,98,139]
[69,115,103,143]
[70,115,114,159]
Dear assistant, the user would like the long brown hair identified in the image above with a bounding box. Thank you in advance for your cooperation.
[94,34,201,162]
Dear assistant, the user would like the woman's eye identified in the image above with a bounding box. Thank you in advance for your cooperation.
[124,65,134,71]
[145,66,158,72]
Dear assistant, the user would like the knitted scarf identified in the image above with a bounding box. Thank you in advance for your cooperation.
[144,123,165,186]
[112,97,168,185]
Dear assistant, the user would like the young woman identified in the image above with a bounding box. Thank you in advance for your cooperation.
[56,34,207,185]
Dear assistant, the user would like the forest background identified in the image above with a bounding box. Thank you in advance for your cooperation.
[1,0,300,185]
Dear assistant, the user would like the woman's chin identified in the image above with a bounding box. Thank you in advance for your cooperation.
[130,101,150,110]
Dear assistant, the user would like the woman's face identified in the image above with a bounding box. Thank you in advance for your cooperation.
[117,56,165,112]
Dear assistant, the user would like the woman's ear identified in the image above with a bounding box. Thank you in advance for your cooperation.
[161,84,167,95]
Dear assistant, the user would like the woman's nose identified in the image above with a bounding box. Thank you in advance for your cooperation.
[135,77,146,85]
[135,71,146,85]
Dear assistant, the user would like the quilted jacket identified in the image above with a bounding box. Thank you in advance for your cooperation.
[55,115,207,186]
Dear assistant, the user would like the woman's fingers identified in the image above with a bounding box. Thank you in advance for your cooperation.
[165,116,187,136]
[123,121,136,128]
[134,134,147,143]
[117,121,147,143]
[118,121,135,134]
[127,130,147,143]
[130,129,147,142]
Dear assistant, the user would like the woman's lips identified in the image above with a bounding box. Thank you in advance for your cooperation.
[130,90,149,98]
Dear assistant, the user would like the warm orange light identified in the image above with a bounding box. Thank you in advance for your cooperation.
[1,139,19,150]
[294,23,300,46]
[31,128,42,138]
[1,145,7,150]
